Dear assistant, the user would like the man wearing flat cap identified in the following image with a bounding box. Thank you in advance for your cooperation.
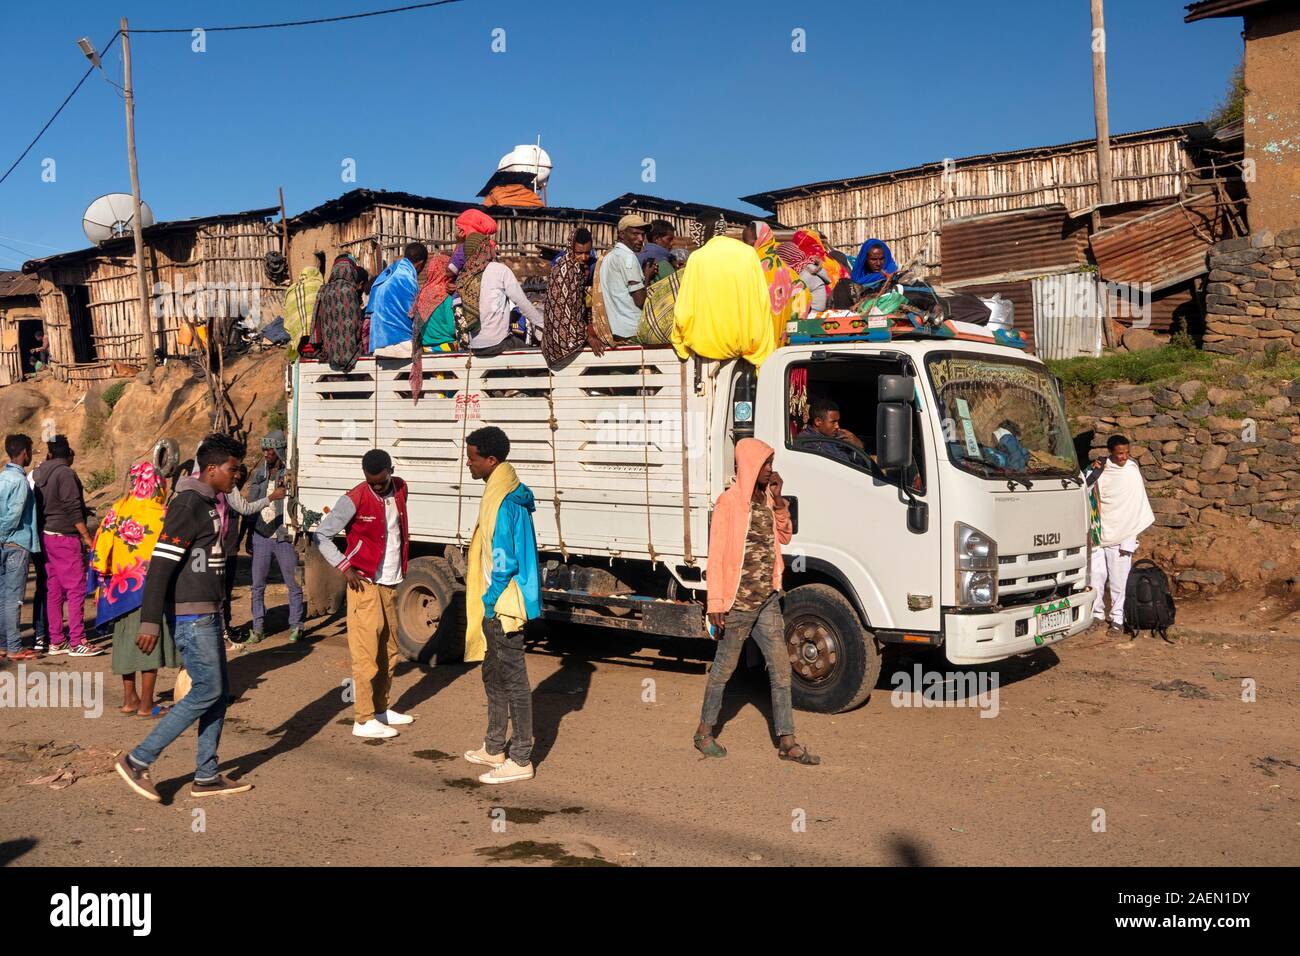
[244,430,304,644]
[597,213,650,343]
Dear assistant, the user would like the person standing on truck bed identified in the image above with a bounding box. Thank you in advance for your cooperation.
[461,426,543,785]
[244,431,303,646]
[696,438,820,766]
[1086,434,1154,634]
[312,449,414,740]
[598,214,650,343]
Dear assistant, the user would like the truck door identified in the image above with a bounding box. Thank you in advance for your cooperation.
[757,351,942,634]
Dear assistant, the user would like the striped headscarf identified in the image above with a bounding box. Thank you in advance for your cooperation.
[456,233,496,331]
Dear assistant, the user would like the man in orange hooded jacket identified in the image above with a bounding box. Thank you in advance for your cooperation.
[695,438,819,765]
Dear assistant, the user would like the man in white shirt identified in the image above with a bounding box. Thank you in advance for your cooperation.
[1087,435,1155,634]
[312,449,415,739]
[471,260,545,357]
[599,214,650,341]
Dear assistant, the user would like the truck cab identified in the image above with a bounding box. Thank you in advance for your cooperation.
[746,336,1096,711]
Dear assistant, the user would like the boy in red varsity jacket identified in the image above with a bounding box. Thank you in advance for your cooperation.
[313,449,413,740]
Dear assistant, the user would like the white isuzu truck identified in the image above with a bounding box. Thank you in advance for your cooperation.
[290,330,1096,713]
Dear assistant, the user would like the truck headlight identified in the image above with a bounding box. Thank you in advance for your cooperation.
[956,522,998,606]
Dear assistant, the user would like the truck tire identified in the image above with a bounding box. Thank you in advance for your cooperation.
[396,556,466,664]
[783,583,880,714]
[303,542,346,620]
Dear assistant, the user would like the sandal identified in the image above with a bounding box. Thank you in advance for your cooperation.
[778,742,821,766]
[137,705,170,719]
[693,734,727,758]
[8,649,38,661]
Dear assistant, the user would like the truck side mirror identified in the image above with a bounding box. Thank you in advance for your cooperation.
[876,402,912,471]
[878,374,914,403]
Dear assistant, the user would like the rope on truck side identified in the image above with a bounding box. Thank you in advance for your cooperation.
[454,352,473,547]
[640,345,659,567]
[545,367,569,561]
[680,357,695,566]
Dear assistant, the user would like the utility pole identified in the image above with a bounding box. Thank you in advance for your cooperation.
[1090,0,1114,217]
[122,17,156,383]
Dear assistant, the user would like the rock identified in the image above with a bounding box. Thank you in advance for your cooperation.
[1129,401,1158,417]
[1150,497,1186,514]
[1215,237,1254,254]
[1122,327,1163,352]
[1207,387,1243,406]
[1250,230,1276,248]
[1199,445,1228,471]
[1154,387,1183,407]
[1277,227,1300,246]
[1179,569,1226,585]
[1134,426,1183,442]
[1111,385,1153,403]
[1205,415,1243,432]
[1154,514,1189,528]
[1263,396,1291,414]
[1177,380,1204,403]
[1199,508,1236,528]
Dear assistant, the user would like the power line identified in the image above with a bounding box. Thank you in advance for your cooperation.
[132,0,464,33]
[0,31,120,188]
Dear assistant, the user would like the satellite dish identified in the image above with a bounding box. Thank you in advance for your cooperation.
[497,144,552,186]
[83,193,154,245]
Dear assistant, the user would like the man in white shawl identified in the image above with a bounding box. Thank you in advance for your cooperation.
[1086,435,1154,632]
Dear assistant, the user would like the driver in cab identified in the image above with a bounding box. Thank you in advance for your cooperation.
[796,399,865,464]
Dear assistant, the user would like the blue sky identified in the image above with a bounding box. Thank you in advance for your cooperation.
[0,0,1244,267]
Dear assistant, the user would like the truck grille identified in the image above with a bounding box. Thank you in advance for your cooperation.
[998,547,1085,601]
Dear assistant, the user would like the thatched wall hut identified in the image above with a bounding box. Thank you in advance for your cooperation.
[22,207,282,385]
[741,124,1218,277]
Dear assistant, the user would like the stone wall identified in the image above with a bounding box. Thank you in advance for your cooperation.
[1073,377,1300,531]
[1204,228,1300,355]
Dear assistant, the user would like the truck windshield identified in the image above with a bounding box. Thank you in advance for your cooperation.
[925,352,1078,479]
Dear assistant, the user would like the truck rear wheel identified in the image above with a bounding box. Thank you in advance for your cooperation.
[395,556,466,663]
[303,542,346,620]
[783,583,880,714]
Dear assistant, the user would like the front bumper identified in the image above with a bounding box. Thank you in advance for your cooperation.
[942,587,1096,665]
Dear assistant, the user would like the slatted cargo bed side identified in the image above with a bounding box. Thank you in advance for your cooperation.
[295,348,714,565]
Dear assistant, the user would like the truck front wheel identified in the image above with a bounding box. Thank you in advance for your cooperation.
[783,584,880,713]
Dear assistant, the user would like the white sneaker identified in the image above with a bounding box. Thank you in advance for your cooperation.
[479,759,534,785]
[376,709,414,725]
[353,719,398,739]
[464,744,506,767]
[69,643,105,658]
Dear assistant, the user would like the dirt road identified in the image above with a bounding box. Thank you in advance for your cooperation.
[2,580,1298,867]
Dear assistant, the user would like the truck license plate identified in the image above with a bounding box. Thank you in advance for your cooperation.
[1035,607,1071,637]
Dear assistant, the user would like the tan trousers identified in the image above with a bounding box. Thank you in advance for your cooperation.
[346,581,400,723]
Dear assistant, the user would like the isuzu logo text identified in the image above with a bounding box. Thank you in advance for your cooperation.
[1033,532,1061,547]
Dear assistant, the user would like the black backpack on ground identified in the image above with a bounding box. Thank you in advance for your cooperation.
[1124,559,1176,641]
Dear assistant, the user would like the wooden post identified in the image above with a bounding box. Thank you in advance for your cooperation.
[1090,0,1114,212]
[121,17,155,384]
[278,186,288,259]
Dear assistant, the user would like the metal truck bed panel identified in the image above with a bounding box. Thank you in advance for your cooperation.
[294,348,715,564]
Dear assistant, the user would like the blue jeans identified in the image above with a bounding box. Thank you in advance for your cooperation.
[130,614,228,781]
[250,532,303,632]
[0,545,31,653]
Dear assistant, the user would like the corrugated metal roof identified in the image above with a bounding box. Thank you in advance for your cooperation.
[21,205,278,273]
[1088,192,1223,292]
[1185,0,1275,23]
[596,192,773,224]
[739,123,1207,211]
[941,205,1087,284]
[0,270,40,298]
[287,188,620,230]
